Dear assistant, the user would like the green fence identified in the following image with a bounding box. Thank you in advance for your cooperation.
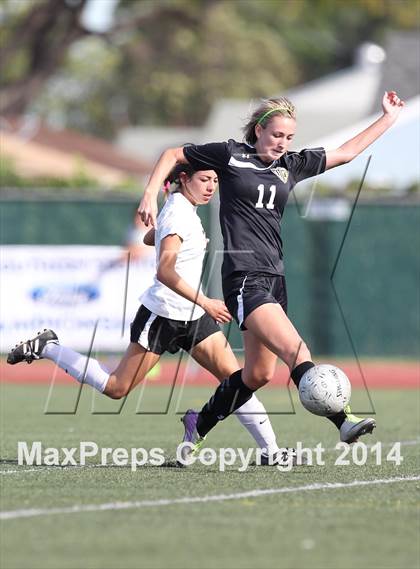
[0,200,136,245]
[1,198,418,357]
[276,202,418,358]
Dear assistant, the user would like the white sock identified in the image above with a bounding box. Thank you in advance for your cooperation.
[234,394,280,456]
[42,343,110,393]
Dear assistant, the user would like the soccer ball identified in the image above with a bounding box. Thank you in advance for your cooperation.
[298,364,351,416]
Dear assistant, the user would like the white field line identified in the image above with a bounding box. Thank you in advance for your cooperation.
[1,438,419,476]
[0,468,39,475]
[1,475,419,521]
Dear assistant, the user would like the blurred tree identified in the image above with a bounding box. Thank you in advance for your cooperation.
[0,0,89,115]
[0,0,418,137]
[116,0,300,128]
[0,0,207,119]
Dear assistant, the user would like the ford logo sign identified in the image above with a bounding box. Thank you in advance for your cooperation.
[30,284,100,306]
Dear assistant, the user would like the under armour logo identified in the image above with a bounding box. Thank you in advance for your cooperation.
[241,153,250,159]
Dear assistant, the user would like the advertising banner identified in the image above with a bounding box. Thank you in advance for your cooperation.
[0,246,156,352]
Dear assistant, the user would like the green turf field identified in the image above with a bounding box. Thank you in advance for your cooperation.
[1,383,419,569]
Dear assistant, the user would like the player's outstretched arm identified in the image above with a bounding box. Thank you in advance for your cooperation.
[325,91,404,170]
[138,147,188,227]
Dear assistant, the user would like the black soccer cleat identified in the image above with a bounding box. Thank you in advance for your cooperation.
[260,448,309,467]
[7,329,59,365]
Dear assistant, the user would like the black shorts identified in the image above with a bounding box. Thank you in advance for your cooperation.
[130,305,220,355]
[223,272,288,331]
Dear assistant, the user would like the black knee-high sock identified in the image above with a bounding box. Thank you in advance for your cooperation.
[196,369,254,437]
[291,361,315,388]
[326,411,347,429]
[291,361,347,430]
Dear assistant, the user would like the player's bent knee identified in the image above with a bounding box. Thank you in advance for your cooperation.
[104,384,130,400]
[243,371,273,390]
[255,372,273,385]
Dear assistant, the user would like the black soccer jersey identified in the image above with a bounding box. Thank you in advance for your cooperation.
[184,140,326,279]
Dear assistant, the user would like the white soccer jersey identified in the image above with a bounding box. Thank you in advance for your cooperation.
[141,192,207,321]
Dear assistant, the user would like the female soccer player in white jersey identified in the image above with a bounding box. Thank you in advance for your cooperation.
[138,91,404,451]
[8,165,287,464]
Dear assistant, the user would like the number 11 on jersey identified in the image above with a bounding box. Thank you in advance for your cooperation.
[255,184,276,210]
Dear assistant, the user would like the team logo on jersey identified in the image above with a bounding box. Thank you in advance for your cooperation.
[271,167,289,183]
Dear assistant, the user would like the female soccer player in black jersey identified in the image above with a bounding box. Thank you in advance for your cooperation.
[9,166,291,463]
[139,91,404,454]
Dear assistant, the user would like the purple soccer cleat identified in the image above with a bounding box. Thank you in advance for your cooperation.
[177,409,206,466]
